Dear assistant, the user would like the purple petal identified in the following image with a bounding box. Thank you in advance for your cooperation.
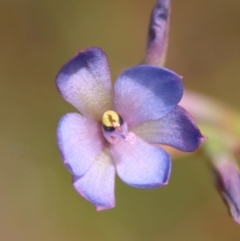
[114,65,183,127]
[132,105,205,152]
[56,47,113,121]
[57,113,105,177]
[73,148,116,211]
[111,135,171,188]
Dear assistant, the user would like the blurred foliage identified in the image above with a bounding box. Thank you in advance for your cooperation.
[0,0,240,240]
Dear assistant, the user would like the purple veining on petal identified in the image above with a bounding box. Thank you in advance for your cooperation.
[132,105,205,152]
[114,65,183,127]
[57,113,105,177]
[56,47,113,121]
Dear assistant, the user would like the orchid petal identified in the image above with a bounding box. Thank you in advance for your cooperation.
[73,148,115,211]
[132,106,204,152]
[57,113,105,177]
[111,135,171,188]
[114,65,183,127]
[56,47,113,121]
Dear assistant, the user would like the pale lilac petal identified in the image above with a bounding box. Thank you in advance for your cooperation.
[111,135,171,188]
[57,113,105,177]
[56,47,113,121]
[73,148,115,211]
[132,106,204,152]
[114,65,183,127]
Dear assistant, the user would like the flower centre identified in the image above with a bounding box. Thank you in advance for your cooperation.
[102,110,135,144]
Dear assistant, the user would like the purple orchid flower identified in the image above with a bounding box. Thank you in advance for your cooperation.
[56,47,203,211]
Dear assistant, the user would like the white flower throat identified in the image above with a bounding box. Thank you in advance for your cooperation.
[102,110,135,144]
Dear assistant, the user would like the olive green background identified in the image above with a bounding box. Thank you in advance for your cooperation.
[1,0,240,240]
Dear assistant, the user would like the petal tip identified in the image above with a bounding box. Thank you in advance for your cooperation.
[73,179,115,211]
[178,74,183,80]
[194,134,207,151]
[96,202,115,211]
[56,47,105,83]
[201,135,208,142]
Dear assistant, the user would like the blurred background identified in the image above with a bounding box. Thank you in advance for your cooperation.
[1,0,240,240]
